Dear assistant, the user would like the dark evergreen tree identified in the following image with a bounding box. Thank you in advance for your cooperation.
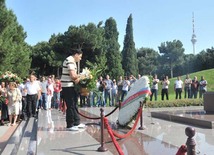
[137,48,159,76]
[104,17,124,79]
[158,40,185,78]
[121,14,138,77]
[31,41,59,76]
[30,22,107,76]
[62,23,106,69]
[0,0,31,77]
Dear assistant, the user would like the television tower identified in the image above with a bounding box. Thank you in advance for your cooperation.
[191,12,197,55]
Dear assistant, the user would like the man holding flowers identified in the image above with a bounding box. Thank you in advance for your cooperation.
[61,48,85,131]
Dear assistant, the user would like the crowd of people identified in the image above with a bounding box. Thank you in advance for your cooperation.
[87,74,139,108]
[0,73,63,126]
[0,72,209,126]
[150,74,208,101]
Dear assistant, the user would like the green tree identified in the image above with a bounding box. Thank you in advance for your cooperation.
[121,14,138,77]
[31,41,52,76]
[104,17,124,79]
[30,22,107,77]
[158,40,185,78]
[0,0,31,77]
[197,48,214,70]
[137,48,159,76]
[180,54,195,75]
[48,34,65,77]
[62,23,106,70]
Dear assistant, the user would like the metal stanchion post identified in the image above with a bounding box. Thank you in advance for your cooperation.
[138,101,145,130]
[97,108,108,152]
[185,127,196,155]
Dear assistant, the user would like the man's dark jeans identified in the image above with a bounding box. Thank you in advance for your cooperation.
[62,87,80,128]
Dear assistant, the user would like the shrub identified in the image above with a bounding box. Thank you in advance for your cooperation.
[145,98,203,108]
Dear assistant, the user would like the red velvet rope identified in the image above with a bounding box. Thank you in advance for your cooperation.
[176,145,187,155]
[104,116,124,155]
[111,108,142,139]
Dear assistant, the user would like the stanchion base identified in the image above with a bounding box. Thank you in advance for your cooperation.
[97,146,108,152]
[138,126,146,130]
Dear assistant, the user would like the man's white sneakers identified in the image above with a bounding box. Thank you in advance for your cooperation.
[68,126,79,131]
[68,123,86,131]
[76,123,86,128]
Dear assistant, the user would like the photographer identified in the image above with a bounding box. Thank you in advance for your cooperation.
[161,76,170,100]
[150,74,159,101]
[121,76,130,101]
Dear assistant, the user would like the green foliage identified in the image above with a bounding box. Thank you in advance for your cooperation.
[146,99,203,108]
[195,48,214,71]
[85,67,102,91]
[31,41,63,76]
[0,1,31,78]
[158,40,185,78]
[76,60,104,93]
[122,14,138,76]
[137,48,159,76]
[104,17,124,79]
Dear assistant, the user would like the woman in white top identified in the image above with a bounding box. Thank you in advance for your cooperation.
[7,82,22,126]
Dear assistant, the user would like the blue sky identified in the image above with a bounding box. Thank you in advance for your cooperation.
[6,0,214,54]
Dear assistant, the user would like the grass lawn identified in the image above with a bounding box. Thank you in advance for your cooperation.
[152,68,214,102]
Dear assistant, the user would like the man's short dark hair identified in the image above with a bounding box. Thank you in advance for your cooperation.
[70,48,83,55]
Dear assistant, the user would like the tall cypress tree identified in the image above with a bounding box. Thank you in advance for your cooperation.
[121,14,138,77]
[104,17,124,79]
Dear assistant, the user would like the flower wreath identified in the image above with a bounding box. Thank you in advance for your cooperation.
[0,71,22,83]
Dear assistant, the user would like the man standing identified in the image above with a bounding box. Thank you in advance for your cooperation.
[104,75,113,106]
[199,76,207,98]
[18,78,28,120]
[25,73,41,118]
[174,76,183,99]
[184,74,192,99]
[191,76,199,99]
[61,49,85,131]
[39,76,48,110]
[150,74,159,101]
[161,76,170,100]
[117,76,123,102]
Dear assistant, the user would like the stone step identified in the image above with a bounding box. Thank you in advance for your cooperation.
[1,117,37,155]
[17,118,37,155]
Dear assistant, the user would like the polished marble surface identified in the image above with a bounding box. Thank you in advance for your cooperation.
[151,109,214,128]
[36,106,202,155]
[2,106,213,154]
[37,109,114,155]
[143,106,214,154]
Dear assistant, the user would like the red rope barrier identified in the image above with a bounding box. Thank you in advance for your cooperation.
[75,106,119,120]
[176,145,187,155]
[111,108,142,139]
[104,117,124,155]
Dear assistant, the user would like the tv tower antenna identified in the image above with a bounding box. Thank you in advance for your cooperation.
[191,12,197,55]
